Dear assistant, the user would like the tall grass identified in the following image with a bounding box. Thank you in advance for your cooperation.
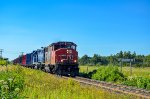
[21,67,133,99]
[0,65,25,98]
[80,65,150,90]
[0,65,134,99]
[79,66,99,74]
[80,65,150,78]
[122,67,150,78]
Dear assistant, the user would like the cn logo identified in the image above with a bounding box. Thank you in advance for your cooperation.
[67,50,72,53]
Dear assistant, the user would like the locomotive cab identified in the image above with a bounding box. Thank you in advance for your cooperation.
[50,42,79,77]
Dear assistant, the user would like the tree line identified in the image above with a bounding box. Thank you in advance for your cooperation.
[79,51,150,67]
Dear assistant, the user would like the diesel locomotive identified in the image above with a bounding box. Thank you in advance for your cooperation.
[13,41,79,77]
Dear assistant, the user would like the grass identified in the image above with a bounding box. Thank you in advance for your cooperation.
[79,66,99,73]
[79,65,150,78]
[0,65,25,98]
[0,65,12,71]
[80,65,150,90]
[122,67,150,78]
[0,65,135,99]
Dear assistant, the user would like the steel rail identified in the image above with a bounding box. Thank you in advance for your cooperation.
[63,76,150,99]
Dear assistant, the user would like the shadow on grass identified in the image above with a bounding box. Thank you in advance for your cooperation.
[79,70,97,78]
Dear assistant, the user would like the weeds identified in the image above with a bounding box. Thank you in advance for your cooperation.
[0,66,25,99]
[80,66,150,90]
[123,76,150,90]
[0,66,134,99]
[21,66,132,99]
[91,66,125,82]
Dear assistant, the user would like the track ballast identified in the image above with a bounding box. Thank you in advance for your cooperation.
[63,76,150,99]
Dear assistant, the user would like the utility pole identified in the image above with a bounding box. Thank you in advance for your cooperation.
[130,60,132,76]
[0,49,3,66]
[0,49,3,58]
[120,60,122,72]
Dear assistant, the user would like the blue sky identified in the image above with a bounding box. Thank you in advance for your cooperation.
[0,0,150,60]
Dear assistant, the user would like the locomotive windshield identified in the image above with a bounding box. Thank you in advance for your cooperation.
[61,45,75,49]
[54,43,76,50]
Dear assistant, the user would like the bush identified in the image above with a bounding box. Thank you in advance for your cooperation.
[91,66,125,82]
[0,66,25,98]
[0,60,7,66]
[123,76,150,90]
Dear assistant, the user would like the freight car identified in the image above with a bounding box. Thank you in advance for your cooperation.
[13,41,79,77]
[26,53,33,68]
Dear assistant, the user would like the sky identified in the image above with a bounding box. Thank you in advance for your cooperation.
[0,0,150,60]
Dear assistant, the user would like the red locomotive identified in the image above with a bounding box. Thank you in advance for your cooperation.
[44,42,79,77]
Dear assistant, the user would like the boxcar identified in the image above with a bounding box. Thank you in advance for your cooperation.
[18,56,22,65]
[22,55,26,66]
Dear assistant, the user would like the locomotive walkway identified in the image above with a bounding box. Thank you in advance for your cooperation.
[63,76,150,99]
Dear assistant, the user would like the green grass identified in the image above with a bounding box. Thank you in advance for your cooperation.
[79,66,99,73]
[79,65,150,78]
[122,67,150,78]
[0,65,135,99]
[80,65,150,90]
[0,65,25,98]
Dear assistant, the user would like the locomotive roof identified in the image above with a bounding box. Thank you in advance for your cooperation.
[50,41,77,46]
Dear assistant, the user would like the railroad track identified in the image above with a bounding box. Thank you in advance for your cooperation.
[63,76,150,99]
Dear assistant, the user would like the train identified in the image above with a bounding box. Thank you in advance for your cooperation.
[13,41,79,77]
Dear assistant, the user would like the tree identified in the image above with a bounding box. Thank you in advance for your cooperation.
[78,51,150,67]
[144,55,150,66]
[116,51,123,58]
[79,55,91,65]
[131,51,136,58]
[91,54,101,65]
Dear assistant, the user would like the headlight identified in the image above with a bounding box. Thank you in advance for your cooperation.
[74,60,77,63]
[61,59,63,62]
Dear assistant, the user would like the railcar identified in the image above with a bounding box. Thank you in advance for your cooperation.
[26,53,33,67]
[18,56,22,65]
[14,56,23,65]
[22,55,26,66]
[13,58,18,65]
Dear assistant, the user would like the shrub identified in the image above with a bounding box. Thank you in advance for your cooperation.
[0,60,7,66]
[91,66,125,82]
[123,76,150,90]
[0,66,25,98]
